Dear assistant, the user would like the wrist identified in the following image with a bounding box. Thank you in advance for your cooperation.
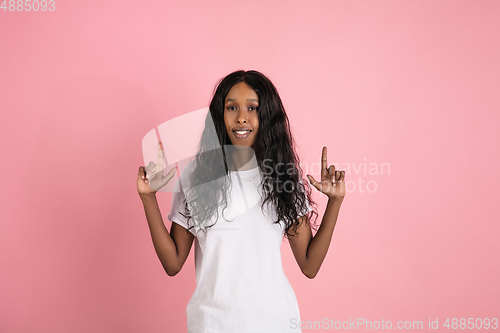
[327,196,344,205]
[140,192,157,202]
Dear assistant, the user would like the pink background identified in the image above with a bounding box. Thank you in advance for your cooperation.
[1,1,499,332]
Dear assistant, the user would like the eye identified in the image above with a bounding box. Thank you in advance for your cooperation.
[226,106,237,111]
[249,106,258,111]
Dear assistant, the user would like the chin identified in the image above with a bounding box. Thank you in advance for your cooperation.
[232,144,255,150]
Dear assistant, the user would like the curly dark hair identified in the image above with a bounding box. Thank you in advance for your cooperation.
[178,69,318,239]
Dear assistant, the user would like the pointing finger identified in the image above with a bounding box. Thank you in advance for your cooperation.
[156,142,165,170]
[321,146,328,178]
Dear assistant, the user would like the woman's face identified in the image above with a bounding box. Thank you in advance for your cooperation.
[224,82,259,149]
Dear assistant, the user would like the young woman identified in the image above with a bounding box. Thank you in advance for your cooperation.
[137,70,345,332]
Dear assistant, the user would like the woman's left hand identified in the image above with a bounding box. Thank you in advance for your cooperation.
[307,146,346,200]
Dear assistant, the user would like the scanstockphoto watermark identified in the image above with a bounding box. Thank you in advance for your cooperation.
[261,158,390,194]
[141,107,390,194]
[290,317,424,330]
[302,158,390,194]
[290,317,499,330]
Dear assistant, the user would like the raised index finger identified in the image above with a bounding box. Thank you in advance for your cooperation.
[156,142,165,169]
[321,146,328,178]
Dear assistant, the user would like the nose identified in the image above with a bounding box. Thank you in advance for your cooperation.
[237,109,249,124]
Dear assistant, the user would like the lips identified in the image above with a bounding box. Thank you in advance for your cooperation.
[233,129,252,139]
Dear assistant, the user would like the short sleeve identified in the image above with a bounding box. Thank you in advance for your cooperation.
[167,164,197,236]
[297,178,313,217]
[297,197,313,217]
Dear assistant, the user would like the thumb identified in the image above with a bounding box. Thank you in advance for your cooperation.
[158,166,177,189]
[307,174,320,190]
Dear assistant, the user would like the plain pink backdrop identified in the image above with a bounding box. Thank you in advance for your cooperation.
[1,1,499,332]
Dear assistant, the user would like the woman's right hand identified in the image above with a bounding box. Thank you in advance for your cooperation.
[137,142,177,196]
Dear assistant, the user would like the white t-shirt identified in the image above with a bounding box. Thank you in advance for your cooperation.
[167,161,312,333]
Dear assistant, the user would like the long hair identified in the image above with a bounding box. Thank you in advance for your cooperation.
[179,70,318,238]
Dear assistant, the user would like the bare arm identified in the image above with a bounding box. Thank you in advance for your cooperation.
[289,146,346,279]
[137,141,194,276]
[289,197,343,279]
[140,193,194,276]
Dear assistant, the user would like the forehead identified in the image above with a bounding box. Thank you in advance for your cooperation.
[225,82,259,102]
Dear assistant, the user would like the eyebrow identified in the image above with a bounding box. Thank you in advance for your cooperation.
[225,98,259,103]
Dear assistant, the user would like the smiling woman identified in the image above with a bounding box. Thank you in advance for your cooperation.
[224,82,259,147]
[224,81,260,170]
[137,69,345,333]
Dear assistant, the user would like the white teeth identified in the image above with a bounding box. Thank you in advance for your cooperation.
[235,131,250,134]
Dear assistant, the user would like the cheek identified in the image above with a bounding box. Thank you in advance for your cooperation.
[252,122,259,140]
[252,114,259,127]
[223,115,230,131]
[254,119,259,132]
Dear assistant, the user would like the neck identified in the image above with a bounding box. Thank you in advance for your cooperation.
[226,145,258,171]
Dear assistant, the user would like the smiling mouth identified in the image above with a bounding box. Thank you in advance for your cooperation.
[233,130,252,139]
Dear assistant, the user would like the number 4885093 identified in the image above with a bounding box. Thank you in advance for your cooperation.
[1,0,56,11]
